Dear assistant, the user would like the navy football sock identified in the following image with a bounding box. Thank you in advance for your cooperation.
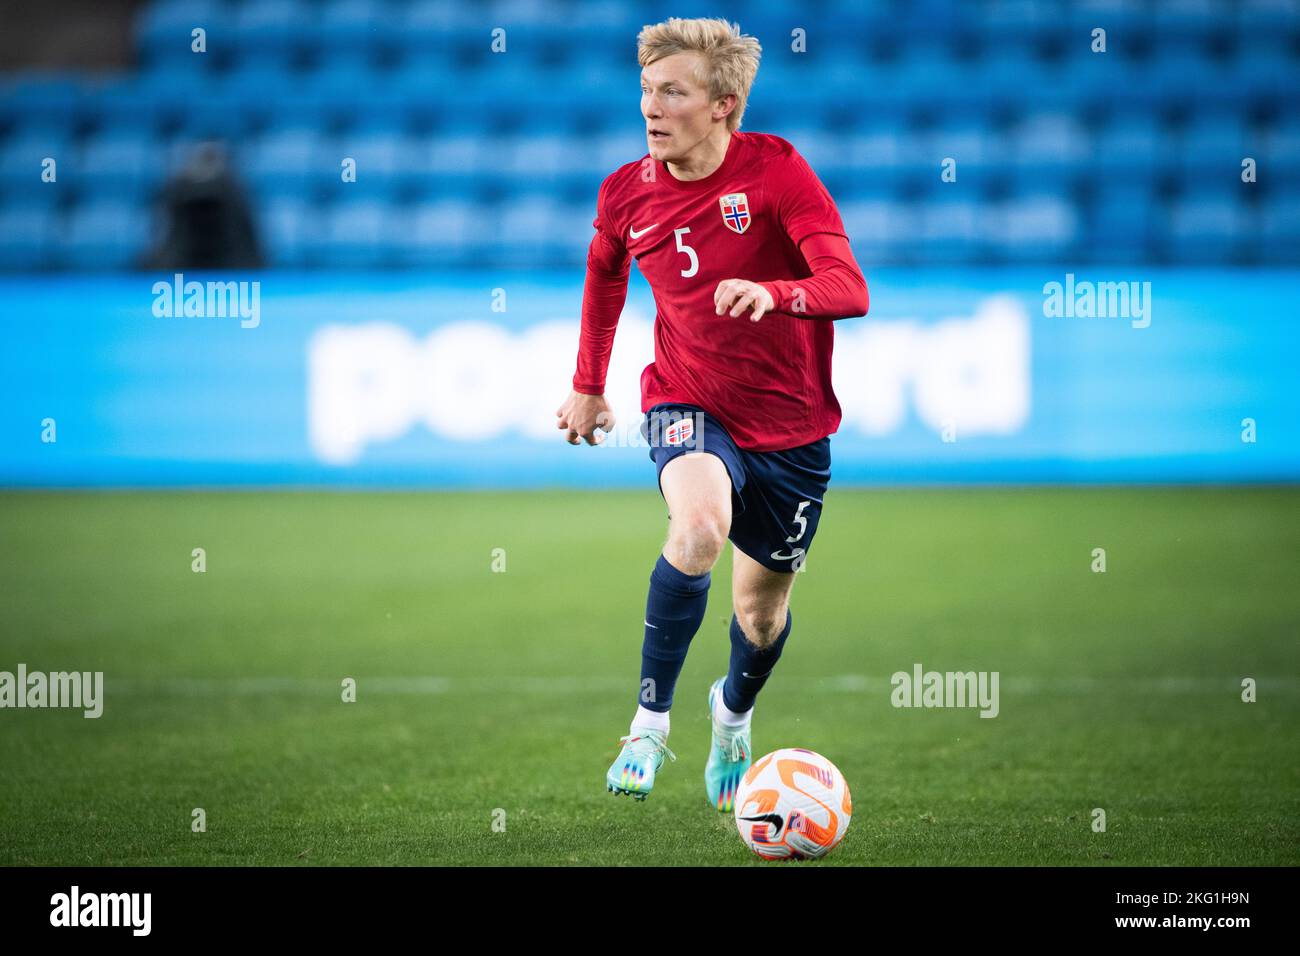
[723,608,792,714]
[638,554,711,714]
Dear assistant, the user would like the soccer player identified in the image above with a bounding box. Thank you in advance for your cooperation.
[554,17,869,811]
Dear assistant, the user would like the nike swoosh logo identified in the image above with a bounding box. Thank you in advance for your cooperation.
[742,670,771,679]
[739,812,784,831]
[629,223,658,239]
[645,620,658,629]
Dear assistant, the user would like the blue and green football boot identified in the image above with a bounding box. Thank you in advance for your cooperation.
[705,676,753,812]
[606,727,675,800]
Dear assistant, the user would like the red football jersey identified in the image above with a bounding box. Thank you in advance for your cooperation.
[573,131,863,452]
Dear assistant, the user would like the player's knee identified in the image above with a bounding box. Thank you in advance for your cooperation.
[668,509,728,568]
[734,603,788,649]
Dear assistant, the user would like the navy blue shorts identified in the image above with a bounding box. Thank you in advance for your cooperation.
[641,403,832,574]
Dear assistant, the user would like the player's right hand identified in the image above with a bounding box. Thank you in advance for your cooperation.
[555,390,616,446]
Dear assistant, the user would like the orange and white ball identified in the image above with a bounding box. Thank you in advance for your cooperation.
[733,748,851,860]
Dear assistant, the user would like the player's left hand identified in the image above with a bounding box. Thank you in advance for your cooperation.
[714,279,775,322]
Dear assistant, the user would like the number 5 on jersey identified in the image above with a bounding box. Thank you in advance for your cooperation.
[674,227,698,278]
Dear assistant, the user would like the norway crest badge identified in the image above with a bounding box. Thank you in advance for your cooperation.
[719,192,751,234]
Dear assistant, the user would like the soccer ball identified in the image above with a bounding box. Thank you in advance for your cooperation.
[733,748,851,860]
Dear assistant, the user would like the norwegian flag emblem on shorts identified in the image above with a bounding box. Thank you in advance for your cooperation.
[664,418,694,446]
[719,193,751,234]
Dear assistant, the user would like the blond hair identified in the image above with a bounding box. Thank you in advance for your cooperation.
[636,18,762,132]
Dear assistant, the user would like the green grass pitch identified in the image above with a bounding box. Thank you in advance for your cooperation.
[0,487,1296,866]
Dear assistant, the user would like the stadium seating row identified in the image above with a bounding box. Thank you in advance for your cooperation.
[3,191,1297,270]
[0,0,1296,269]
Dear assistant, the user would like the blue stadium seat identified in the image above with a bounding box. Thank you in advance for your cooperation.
[402,133,483,186]
[1178,111,1253,177]
[548,200,601,265]
[586,132,646,177]
[1090,185,1156,259]
[1006,112,1093,173]
[980,51,1054,102]
[1065,0,1151,35]
[0,202,58,269]
[492,194,586,266]
[61,199,149,270]
[319,0,402,45]
[1094,111,1163,182]
[980,0,1071,33]
[0,73,85,126]
[503,133,607,183]
[0,129,72,193]
[1151,52,1237,104]
[1152,0,1225,33]
[401,197,493,267]
[838,198,907,261]
[76,131,166,200]
[297,57,377,101]
[923,122,1006,173]
[231,0,311,39]
[984,195,1079,259]
[135,0,232,72]
[1259,187,1300,263]
[841,124,917,180]
[880,47,972,103]
[332,130,412,183]
[217,60,298,104]
[115,67,221,125]
[778,129,850,175]
[83,78,168,135]
[917,199,983,263]
[1235,0,1300,30]
[240,126,328,189]
[1261,114,1300,168]
[260,194,313,267]
[394,0,486,50]
[1165,191,1253,261]
[308,198,402,268]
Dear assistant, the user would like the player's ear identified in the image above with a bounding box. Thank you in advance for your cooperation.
[714,92,737,124]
